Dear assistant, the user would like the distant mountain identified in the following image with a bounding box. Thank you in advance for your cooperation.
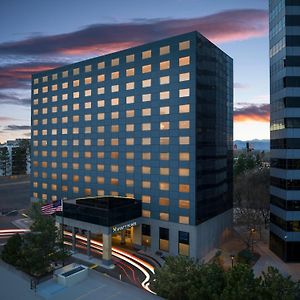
[234,139,270,151]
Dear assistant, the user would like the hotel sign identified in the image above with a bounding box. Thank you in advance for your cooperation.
[112,221,137,233]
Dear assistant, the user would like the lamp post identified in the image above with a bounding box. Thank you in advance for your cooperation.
[250,228,256,253]
[284,235,287,262]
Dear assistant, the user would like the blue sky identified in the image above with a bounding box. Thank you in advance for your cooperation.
[0,0,270,142]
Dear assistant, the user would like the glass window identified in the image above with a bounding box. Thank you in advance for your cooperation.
[159,197,170,206]
[179,104,190,113]
[85,89,92,97]
[111,138,119,146]
[98,87,105,94]
[160,121,169,130]
[179,216,189,225]
[179,152,190,160]
[160,182,169,191]
[160,153,169,160]
[179,89,190,98]
[126,179,134,187]
[126,54,135,63]
[142,94,151,102]
[160,91,170,100]
[142,181,151,188]
[126,96,135,104]
[179,72,190,82]
[142,166,151,174]
[52,73,57,80]
[142,123,151,131]
[179,40,190,50]
[126,68,135,77]
[160,212,169,221]
[111,58,119,66]
[98,112,105,120]
[142,152,151,160]
[142,64,151,73]
[98,74,105,82]
[85,77,92,84]
[160,76,170,85]
[126,165,134,172]
[142,79,151,88]
[159,227,169,252]
[111,111,119,119]
[160,60,170,70]
[178,231,190,256]
[142,108,151,116]
[85,65,92,72]
[126,124,134,132]
[160,45,170,55]
[126,82,134,90]
[73,91,79,99]
[179,168,190,176]
[179,200,190,209]
[73,68,79,75]
[52,84,58,91]
[111,71,119,80]
[98,100,105,107]
[126,153,134,159]
[160,168,169,175]
[179,136,190,145]
[98,61,105,69]
[142,50,151,59]
[111,98,119,106]
[111,125,119,132]
[179,120,190,129]
[62,70,68,78]
[142,195,151,204]
[142,210,151,218]
[142,138,151,145]
[160,106,170,115]
[179,56,190,66]
[179,184,190,193]
[126,138,134,145]
[126,110,135,118]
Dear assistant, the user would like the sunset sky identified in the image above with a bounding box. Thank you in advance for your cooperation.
[0,0,270,143]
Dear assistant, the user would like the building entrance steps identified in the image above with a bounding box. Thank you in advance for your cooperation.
[72,253,115,270]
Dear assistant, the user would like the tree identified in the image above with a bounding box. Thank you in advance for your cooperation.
[0,147,10,176]
[221,264,261,300]
[234,153,258,177]
[12,140,30,175]
[153,255,197,299]
[1,233,23,265]
[259,267,300,299]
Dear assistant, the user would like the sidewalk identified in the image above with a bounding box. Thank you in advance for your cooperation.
[253,241,300,280]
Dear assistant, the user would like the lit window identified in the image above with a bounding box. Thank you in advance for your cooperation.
[142,138,151,145]
[111,152,119,159]
[160,137,169,145]
[179,104,190,113]
[179,168,190,176]
[126,165,134,172]
[142,94,151,102]
[142,79,151,88]
[42,86,48,93]
[73,91,79,99]
[160,60,170,70]
[160,45,170,55]
[85,188,91,196]
[85,126,91,134]
[62,105,68,112]
[85,77,92,85]
[111,58,119,66]
[111,165,119,172]
[126,82,135,90]
[111,85,119,93]
[160,213,169,221]
[142,181,151,188]
[179,184,190,193]
[111,111,119,119]
[73,127,79,134]
[142,210,151,218]
[98,100,105,107]
[85,89,92,97]
[111,178,119,185]
[160,182,169,191]
[98,152,104,158]
[126,110,135,118]
[33,78,39,84]
[111,125,119,132]
[142,50,151,59]
[160,91,170,100]
[42,76,48,82]
[126,179,134,187]
[126,153,134,159]
[73,103,79,111]
[179,88,190,98]
[52,107,57,113]
[97,113,104,121]
[97,164,105,171]
[85,102,92,109]
[42,107,48,114]
[126,54,135,63]
[84,139,91,146]
[160,106,170,115]
[179,40,190,50]
[179,200,190,209]
[97,139,104,146]
[126,68,135,77]
[142,123,151,131]
[142,108,151,116]
[73,187,79,193]
[179,152,190,160]
[52,73,57,80]
[62,128,68,135]
[142,64,151,73]
[73,68,80,75]
[160,122,169,130]
[179,56,190,66]
[179,72,190,82]
[98,87,105,94]
[98,61,105,69]
[142,152,151,160]
[160,153,169,160]
[142,195,151,203]
[97,177,105,184]
[52,84,58,91]
[179,216,189,224]
[85,65,92,72]
[126,138,134,145]
[62,70,68,78]
[52,95,57,102]
[111,98,119,106]
[142,166,151,174]
[179,120,190,129]
[160,76,170,85]
[126,124,134,132]
[126,96,134,104]
[33,88,38,95]
[111,71,119,80]
[160,168,169,175]
[159,198,169,207]
[98,74,105,82]
[62,82,68,89]
[62,93,68,100]
[179,136,190,145]
[111,138,119,146]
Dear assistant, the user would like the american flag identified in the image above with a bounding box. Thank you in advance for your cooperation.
[41,199,63,215]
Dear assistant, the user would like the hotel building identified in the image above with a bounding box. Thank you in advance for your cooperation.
[270,0,300,261]
[31,31,233,260]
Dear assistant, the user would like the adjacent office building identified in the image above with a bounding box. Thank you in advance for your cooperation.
[270,0,300,261]
[31,31,233,259]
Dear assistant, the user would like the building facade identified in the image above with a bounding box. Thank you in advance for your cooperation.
[270,0,300,261]
[31,31,233,259]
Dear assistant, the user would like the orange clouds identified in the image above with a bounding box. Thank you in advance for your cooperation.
[234,104,270,123]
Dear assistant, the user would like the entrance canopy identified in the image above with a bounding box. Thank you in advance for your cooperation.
[59,196,141,227]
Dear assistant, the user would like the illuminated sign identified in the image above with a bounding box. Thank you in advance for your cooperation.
[112,221,137,233]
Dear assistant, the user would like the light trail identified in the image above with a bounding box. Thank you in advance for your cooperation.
[64,230,156,294]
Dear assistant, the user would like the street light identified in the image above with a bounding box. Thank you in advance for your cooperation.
[230,254,235,268]
[284,235,287,262]
[250,228,256,253]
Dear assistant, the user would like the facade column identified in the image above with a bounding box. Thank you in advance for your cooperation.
[87,231,91,257]
[120,230,126,245]
[102,233,112,265]
[72,227,76,252]
[132,224,142,247]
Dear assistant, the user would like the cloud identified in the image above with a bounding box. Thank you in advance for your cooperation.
[0,116,19,122]
[0,62,62,90]
[234,103,270,122]
[0,92,31,106]
[234,82,249,89]
[4,125,31,131]
[0,9,267,56]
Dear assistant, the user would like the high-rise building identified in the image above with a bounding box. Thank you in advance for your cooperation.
[31,31,233,259]
[270,0,300,261]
